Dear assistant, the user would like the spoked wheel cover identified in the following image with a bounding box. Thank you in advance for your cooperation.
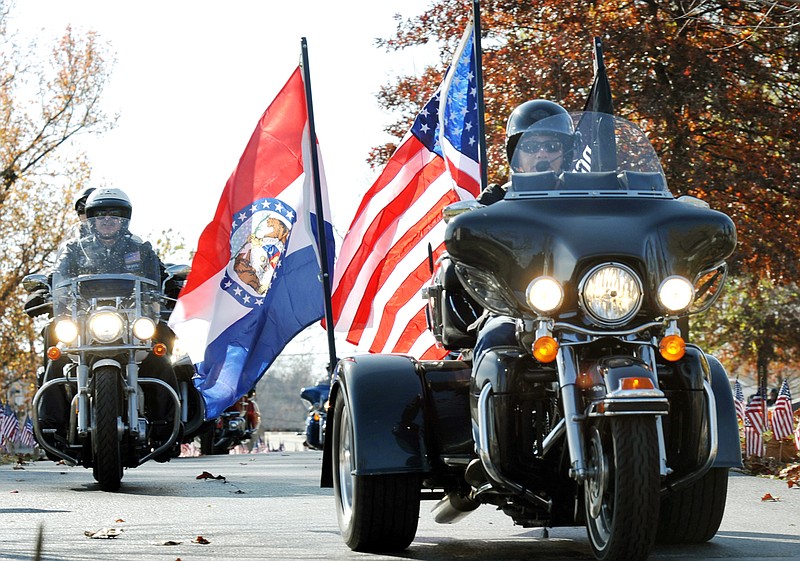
[585,425,612,541]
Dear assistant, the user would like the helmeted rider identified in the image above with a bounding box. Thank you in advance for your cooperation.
[74,186,96,222]
[478,99,575,205]
[473,100,574,363]
[40,187,180,461]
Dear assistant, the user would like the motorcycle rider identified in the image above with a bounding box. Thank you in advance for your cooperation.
[473,100,575,366]
[39,188,180,460]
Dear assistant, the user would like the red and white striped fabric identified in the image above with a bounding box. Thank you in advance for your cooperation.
[770,379,795,441]
[330,22,481,358]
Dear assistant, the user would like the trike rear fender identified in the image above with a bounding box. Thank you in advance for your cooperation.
[321,354,428,487]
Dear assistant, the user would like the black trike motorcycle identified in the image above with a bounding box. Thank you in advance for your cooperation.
[321,112,740,561]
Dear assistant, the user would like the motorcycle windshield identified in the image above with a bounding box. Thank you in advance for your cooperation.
[508,112,669,196]
[52,218,162,319]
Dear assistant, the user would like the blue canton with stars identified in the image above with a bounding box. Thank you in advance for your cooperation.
[410,30,479,163]
[222,197,297,309]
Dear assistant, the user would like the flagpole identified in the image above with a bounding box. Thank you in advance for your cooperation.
[472,0,488,192]
[300,37,338,376]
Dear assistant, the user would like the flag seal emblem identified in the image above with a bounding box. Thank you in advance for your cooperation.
[225,197,296,304]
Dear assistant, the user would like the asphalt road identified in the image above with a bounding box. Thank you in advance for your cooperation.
[1,444,799,561]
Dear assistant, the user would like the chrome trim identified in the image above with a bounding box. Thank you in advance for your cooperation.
[552,321,663,338]
[556,346,589,482]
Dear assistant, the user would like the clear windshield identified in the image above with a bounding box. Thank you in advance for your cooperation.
[52,218,162,319]
[509,111,668,194]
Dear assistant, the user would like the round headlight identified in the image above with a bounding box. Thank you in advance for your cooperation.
[54,319,79,343]
[132,317,157,340]
[525,277,563,314]
[580,263,643,326]
[89,311,124,343]
[658,276,694,313]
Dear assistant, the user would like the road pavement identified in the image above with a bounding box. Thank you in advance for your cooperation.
[1,439,799,561]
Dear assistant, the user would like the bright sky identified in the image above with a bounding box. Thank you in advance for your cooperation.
[10,0,437,257]
[9,0,440,361]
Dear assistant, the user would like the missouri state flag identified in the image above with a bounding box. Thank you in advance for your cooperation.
[169,67,335,420]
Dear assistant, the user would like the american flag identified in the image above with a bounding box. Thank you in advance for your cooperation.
[733,379,745,423]
[744,424,764,458]
[745,383,768,435]
[770,379,795,441]
[330,21,481,358]
[16,416,35,448]
[0,403,18,450]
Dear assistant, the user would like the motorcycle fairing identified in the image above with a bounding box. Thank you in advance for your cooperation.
[445,196,736,318]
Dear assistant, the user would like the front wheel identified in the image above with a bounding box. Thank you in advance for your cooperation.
[92,367,124,492]
[656,467,729,544]
[331,390,420,551]
[584,416,659,561]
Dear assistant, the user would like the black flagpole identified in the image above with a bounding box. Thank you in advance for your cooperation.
[300,37,338,376]
[472,0,488,192]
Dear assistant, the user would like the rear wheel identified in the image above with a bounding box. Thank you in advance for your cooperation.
[92,367,123,492]
[656,467,729,544]
[584,416,659,561]
[331,390,420,551]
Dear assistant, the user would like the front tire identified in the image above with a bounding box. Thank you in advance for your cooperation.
[584,416,659,561]
[656,467,729,544]
[331,390,420,551]
[92,367,123,492]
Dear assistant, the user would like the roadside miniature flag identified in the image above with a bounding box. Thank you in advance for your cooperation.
[733,379,746,423]
[329,21,481,358]
[0,403,18,449]
[745,383,768,435]
[169,67,335,420]
[16,417,35,448]
[744,423,764,458]
[770,379,795,441]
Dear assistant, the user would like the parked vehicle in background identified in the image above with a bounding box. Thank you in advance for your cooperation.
[300,377,330,450]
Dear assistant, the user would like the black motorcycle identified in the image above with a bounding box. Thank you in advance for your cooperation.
[321,112,740,561]
[300,378,330,450]
[22,220,205,491]
[199,391,261,455]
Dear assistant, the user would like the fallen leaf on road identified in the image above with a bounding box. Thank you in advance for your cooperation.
[115,519,125,523]
[85,528,124,539]
[159,540,182,546]
[9,490,18,493]
[761,493,780,502]
[196,471,226,483]
[192,535,210,544]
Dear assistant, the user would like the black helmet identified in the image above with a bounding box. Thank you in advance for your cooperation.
[74,187,96,213]
[505,100,574,164]
[85,187,133,220]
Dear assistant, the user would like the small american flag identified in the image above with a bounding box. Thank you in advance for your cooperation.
[770,380,794,441]
[733,379,745,423]
[16,416,35,448]
[0,404,18,450]
[745,383,767,435]
[744,424,764,458]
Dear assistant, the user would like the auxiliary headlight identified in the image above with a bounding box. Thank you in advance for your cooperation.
[658,276,694,313]
[89,311,124,343]
[580,263,643,326]
[54,319,79,343]
[132,317,157,340]
[525,277,563,314]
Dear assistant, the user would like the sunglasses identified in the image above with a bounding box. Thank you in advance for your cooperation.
[93,209,124,218]
[518,139,563,154]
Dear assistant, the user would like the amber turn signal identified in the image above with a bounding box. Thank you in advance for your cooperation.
[153,343,168,357]
[46,346,61,361]
[533,336,559,363]
[659,334,686,361]
[620,376,655,390]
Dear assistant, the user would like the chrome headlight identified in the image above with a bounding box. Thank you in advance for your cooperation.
[579,263,643,326]
[525,277,563,314]
[132,317,156,340]
[54,318,79,343]
[658,276,694,313]
[89,311,124,343]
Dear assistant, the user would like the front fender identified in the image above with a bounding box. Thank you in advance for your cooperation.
[320,354,428,487]
[707,354,743,468]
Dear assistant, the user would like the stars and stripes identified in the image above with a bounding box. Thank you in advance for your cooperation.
[733,379,745,424]
[769,379,794,441]
[16,417,35,449]
[745,383,768,435]
[330,20,481,358]
[0,403,18,450]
